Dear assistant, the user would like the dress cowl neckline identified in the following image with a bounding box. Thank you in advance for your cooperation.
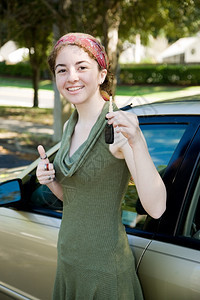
[56,101,110,177]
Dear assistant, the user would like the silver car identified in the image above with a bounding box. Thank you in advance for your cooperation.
[0,100,200,300]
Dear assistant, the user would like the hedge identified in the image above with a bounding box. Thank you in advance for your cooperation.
[0,61,32,78]
[119,64,200,85]
[1,61,200,85]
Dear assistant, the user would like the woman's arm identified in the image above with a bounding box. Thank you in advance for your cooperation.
[106,110,166,219]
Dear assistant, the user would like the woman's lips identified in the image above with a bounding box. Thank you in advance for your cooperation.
[67,86,83,92]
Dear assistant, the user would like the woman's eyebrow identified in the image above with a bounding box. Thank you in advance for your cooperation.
[76,60,90,65]
[55,60,90,70]
[55,63,66,70]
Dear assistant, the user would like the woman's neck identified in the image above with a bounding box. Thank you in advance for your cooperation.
[75,95,105,126]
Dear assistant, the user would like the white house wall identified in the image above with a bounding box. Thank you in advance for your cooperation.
[185,40,200,63]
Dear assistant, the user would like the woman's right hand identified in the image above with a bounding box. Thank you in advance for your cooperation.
[36,145,55,185]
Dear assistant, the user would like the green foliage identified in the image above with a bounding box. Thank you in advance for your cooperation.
[157,0,200,42]
[0,62,32,78]
[120,64,200,85]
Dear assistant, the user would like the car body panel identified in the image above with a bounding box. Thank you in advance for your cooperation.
[127,235,152,269]
[138,240,200,300]
[0,208,60,299]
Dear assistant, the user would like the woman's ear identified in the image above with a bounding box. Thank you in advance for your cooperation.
[99,69,107,85]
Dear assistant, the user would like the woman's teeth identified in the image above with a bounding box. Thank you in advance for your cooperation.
[68,87,82,91]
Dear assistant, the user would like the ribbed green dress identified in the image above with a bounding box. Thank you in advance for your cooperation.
[53,102,144,300]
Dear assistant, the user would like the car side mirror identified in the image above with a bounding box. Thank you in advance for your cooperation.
[0,179,22,206]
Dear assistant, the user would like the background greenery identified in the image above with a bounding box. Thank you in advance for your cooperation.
[1,0,200,107]
[120,64,200,85]
[1,62,200,86]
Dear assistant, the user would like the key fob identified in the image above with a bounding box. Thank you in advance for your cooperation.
[105,123,114,144]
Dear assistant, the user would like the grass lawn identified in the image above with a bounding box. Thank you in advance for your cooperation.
[116,84,200,101]
[0,76,53,90]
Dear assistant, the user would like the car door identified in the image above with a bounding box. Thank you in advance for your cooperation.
[136,124,200,300]
[123,117,189,261]
[0,196,61,300]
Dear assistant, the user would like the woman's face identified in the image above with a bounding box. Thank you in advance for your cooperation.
[55,45,107,105]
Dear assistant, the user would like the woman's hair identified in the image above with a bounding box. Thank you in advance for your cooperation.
[47,33,113,99]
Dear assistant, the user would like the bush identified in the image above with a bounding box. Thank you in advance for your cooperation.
[0,61,32,78]
[119,64,200,85]
[1,61,200,85]
[0,61,51,79]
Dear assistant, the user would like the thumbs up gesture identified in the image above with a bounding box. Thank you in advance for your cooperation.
[36,145,55,185]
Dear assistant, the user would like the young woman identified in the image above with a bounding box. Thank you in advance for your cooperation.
[36,33,166,300]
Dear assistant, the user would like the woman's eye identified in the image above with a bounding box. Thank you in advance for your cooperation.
[79,66,87,71]
[57,69,66,74]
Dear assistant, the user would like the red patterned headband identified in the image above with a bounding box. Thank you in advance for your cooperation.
[55,33,109,70]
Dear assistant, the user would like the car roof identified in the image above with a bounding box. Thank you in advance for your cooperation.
[127,100,200,116]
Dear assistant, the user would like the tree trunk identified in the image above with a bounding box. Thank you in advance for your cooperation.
[29,48,40,108]
[52,23,63,142]
[53,80,63,142]
[103,4,122,97]
[32,67,40,107]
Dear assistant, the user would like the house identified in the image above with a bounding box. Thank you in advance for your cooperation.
[0,40,29,64]
[119,35,168,64]
[119,36,146,64]
[158,36,200,63]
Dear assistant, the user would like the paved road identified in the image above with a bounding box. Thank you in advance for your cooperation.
[0,117,52,171]
[0,147,33,182]
[0,152,31,169]
[0,87,54,108]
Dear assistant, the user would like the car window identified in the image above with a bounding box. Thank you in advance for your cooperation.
[183,175,200,240]
[122,123,187,230]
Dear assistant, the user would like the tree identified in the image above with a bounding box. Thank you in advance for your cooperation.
[118,0,200,44]
[39,0,200,141]
[47,0,200,93]
[2,0,53,107]
[157,0,200,42]
[2,0,200,138]
[0,1,9,47]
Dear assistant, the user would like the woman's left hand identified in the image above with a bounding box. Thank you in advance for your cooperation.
[106,110,141,148]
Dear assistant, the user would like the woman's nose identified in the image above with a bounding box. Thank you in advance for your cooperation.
[67,68,79,82]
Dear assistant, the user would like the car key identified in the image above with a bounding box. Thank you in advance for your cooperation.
[105,95,114,144]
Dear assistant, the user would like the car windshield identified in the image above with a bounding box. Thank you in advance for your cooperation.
[122,123,187,229]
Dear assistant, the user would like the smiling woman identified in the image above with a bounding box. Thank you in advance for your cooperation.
[35,32,166,300]
[48,33,112,102]
[55,46,107,108]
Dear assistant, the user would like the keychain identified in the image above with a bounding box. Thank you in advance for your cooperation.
[105,95,114,144]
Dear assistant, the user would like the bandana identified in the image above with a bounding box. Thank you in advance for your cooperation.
[55,33,109,70]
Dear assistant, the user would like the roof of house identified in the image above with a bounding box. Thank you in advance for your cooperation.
[159,37,199,59]
[0,40,29,63]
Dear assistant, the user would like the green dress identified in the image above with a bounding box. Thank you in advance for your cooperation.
[53,102,144,300]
